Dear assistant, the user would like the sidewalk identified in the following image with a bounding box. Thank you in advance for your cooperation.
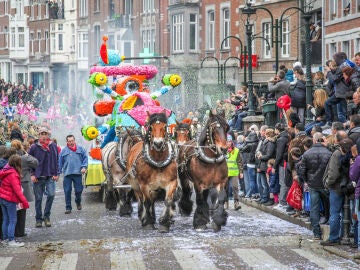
[240,197,360,264]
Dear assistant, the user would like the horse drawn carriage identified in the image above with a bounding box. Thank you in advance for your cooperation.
[81,36,231,233]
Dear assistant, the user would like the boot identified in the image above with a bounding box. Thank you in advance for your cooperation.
[234,200,241,211]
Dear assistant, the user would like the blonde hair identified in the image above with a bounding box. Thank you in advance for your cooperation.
[265,128,275,138]
[268,158,275,166]
[10,139,24,151]
[313,88,328,108]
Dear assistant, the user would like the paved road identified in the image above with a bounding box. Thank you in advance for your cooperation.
[0,182,358,269]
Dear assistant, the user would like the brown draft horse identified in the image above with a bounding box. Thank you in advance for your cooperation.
[126,111,178,232]
[178,111,229,232]
[101,128,142,216]
[173,121,192,145]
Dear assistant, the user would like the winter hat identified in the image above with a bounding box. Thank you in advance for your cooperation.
[293,61,302,68]
[227,134,233,141]
[249,124,259,132]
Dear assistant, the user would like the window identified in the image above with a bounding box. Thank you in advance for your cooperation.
[172,14,184,52]
[4,26,8,47]
[263,22,271,58]
[37,3,41,19]
[80,0,88,17]
[142,30,147,49]
[357,0,360,13]
[16,0,24,16]
[109,0,115,18]
[18,27,24,48]
[11,27,15,48]
[78,33,88,59]
[71,24,75,51]
[58,33,63,51]
[30,32,34,55]
[343,0,350,16]
[222,8,230,49]
[143,0,154,12]
[281,20,289,57]
[329,42,337,58]
[37,31,41,52]
[51,33,56,51]
[189,14,198,51]
[207,10,215,50]
[45,30,49,53]
[45,1,48,18]
[58,24,63,31]
[94,25,101,55]
[124,0,132,15]
[342,41,349,56]
[94,0,100,12]
[30,2,34,19]
[356,38,360,53]
[330,0,337,20]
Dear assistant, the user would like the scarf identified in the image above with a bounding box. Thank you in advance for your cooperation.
[67,143,77,152]
[39,138,51,151]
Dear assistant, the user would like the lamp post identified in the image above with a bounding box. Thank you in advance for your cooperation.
[242,4,256,116]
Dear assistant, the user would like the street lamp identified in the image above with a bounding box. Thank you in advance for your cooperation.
[242,2,256,116]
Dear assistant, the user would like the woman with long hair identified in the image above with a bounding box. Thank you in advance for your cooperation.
[0,154,29,247]
[305,88,328,135]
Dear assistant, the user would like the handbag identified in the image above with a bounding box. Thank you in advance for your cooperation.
[286,180,303,210]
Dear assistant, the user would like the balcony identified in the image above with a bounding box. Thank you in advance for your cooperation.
[108,14,131,29]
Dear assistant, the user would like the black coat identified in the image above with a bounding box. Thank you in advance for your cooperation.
[291,80,306,108]
[348,126,360,144]
[240,132,259,165]
[274,131,289,169]
[258,138,276,172]
[10,129,24,142]
[297,143,332,189]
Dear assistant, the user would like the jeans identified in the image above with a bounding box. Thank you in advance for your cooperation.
[309,187,329,237]
[324,95,346,123]
[356,199,360,249]
[247,166,257,196]
[63,174,84,210]
[257,172,269,201]
[243,169,250,196]
[329,189,344,242]
[305,121,325,136]
[33,177,56,222]
[291,107,305,124]
[234,111,248,131]
[278,166,288,206]
[0,198,17,241]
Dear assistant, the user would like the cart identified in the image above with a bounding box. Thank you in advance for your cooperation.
[84,156,107,202]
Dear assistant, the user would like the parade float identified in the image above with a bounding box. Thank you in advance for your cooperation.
[82,36,181,197]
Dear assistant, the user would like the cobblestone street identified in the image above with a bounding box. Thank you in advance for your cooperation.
[0,181,359,269]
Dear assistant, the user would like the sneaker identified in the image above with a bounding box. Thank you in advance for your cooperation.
[8,240,24,247]
[77,204,82,210]
[35,221,42,228]
[319,216,328,224]
[44,218,51,227]
[287,210,296,215]
[320,239,340,246]
[259,199,268,204]
[65,209,71,214]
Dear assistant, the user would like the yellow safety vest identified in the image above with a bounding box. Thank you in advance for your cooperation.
[227,148,239,177]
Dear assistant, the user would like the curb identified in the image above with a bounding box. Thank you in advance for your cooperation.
[239,197,360,263]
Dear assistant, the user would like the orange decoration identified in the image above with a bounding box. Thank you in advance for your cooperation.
[182,118,192,125]
[89,148,102,160]
[93,100,116,116]
[121,95,137,110]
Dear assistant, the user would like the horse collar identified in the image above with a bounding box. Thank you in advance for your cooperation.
[143,141,175,168]
[195,142,225,164]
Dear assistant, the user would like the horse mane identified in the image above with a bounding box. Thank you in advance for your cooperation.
[198,112,228,144]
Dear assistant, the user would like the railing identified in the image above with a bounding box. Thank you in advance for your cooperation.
[109,14,131,28]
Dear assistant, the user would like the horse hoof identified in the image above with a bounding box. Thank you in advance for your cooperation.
[108,207,117,211]
[194,225,207,232]
[158,225,170,233]
[119,213,132,217]
[143,224,156,230]
[212,222,221,232]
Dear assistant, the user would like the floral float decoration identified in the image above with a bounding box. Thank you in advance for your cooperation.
[82,35,182,152]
